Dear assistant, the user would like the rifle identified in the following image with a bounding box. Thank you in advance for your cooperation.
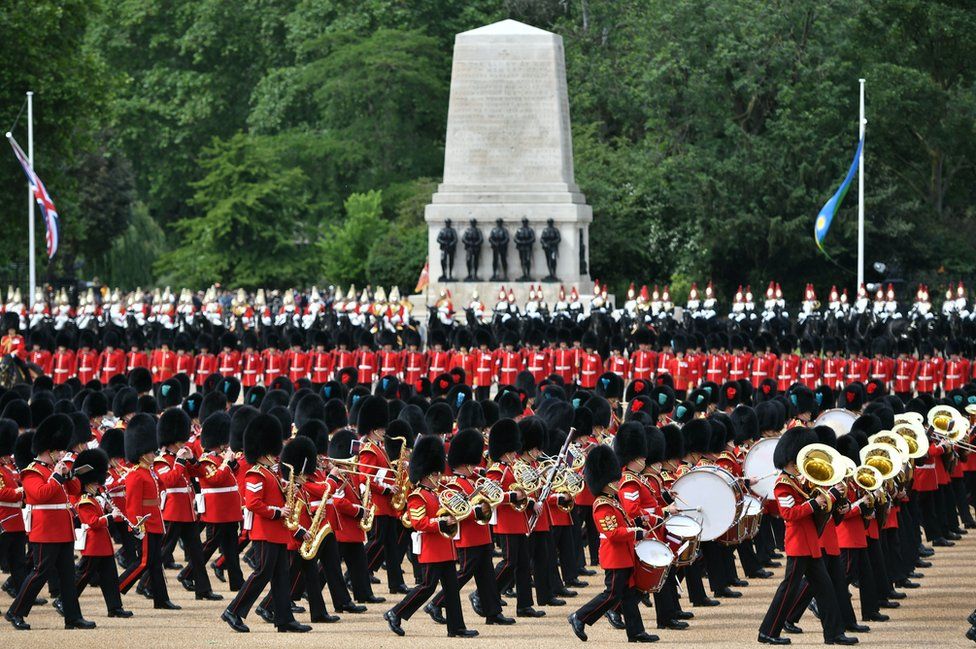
[527,427,575,533]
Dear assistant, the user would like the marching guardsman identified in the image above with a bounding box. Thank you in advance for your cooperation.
[193,335,218,391]
[568,445,657,643]
[286,332,311,383]
[118,414,178,610]
[631,328,657,381]
[218,333,242,379]
[757,427,855,645]
[73,448,133,618]
[519,416,560,607]
[155,407,221,600]
[99,428,138,570]
[5,415,95,630]
[0,419,27,599]
[355,331,377,387]
[486,418,544,618]
[385,435,478,638]
[358,396,407,594]
[97,331,125,384]
[240,333,264,389]
[327,428,383,605]
[191,412,243,590]
[310,331,335,389]
[426,428,514,626]
[150,331,177,383]
[221,414,311,633]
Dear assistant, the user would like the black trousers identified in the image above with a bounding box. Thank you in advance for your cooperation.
[432,543,501,616]
[701,541,730,592]
[216,526,249,570]
[76,555,124,611]
[474,386,491,401]
[392,560,465,634]
[841,547,879,617]
[786,553,857,628]
[552,524,579,583]
[338,540,375,601]
[8,541,82,621]
[119,532,170,605]
[918,489,945,540]
[759,555,842,640]
[0,530,28,593]
[681,556,709,604]
[161,520,212,594]
[866,537,891,599]
[494,532,533,608]
[365,515,405,591]
[952,478,976,526]
[226,540,295,626]
[108,518,138,567]
[882,527,907,583]
[529,530,554,603]
[738,538,763,575]
[317,534,352,609]
[575,567,645,639]
[262,553,329,619]
[181,521,243,590]
[652,568,680,625]
[573,506,599,566]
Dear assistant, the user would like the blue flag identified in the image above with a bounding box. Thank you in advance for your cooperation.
[814,137,863,251]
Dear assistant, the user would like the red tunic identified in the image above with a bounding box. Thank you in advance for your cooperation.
[126,350,149,373]
[326,473,366,543]
[592,495,638,569]
[845,356,869,384]
[526,349,551,384]
[470,349,494,388]
[241,350,264,387]
[915,359,941,394]
[124,464,164,534]
[194,352,217,383]
[76,349,98,384]
[22,461,80,543]
[0,461,25,533]
[704,352,728,385]
[198,454,242,524]
[52,349,76,384]
[631,349,657,381]
[798,357,821,389]
[579,351,604,389]
[486,462,528,535]
[29,349,53,376]
[727,352,751,382]
[944,358,970,392]
[379,350,402,377]
[243,463,292,545]
[286,349,311,382]
[174,351,194,376]
[892,357,917,393]
[355,350,377,384]
[426,350,450,381]
[150,349,177,383]
[496,350,522,386]
[262,348,285,384]
[218,350,242,377]
[821,357,845,389]
[667,355,693,392]
[775,474,821,557]
[358,441,395,517]
[605,354,630,381]
[618,470,662,540]
[77,494,115,557]
[552,348,578,383]
[407,486,456,563]
[97,349,126,384]
[450,474,492,548]
[154,453,196,522]
[869,357,894,387]
[402,350,427,386]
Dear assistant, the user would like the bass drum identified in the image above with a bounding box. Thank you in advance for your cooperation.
[670,466,743,542]
[813,408,858,437]
[743,437,780,500]
[633,539,674,593]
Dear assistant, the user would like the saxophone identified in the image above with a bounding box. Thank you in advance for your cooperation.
[299,484,333,560]
[359,478,375,532]
[389,436,410,514]
[281,463,301,531]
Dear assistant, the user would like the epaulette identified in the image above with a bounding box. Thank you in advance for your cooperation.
[79,494,95,505]
[441,475,458,487]
[199,455,218,465]
[245,465,266,477]
[618,470,641,488]
[22,462,42,476]
[592,494,621,510]
[717,450,738,465]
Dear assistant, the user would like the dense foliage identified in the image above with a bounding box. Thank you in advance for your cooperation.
[2,0,974,298]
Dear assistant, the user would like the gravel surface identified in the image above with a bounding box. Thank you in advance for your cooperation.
[8,533,975,648]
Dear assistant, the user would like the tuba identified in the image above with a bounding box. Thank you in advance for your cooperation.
[852,463,883,507]
[797,443,849,512]
[299,485,333,560]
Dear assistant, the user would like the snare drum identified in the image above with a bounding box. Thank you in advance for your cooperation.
[633,539,674,593]
[671,466,743,541]
[717,493,763,545]
[664,514,702,566]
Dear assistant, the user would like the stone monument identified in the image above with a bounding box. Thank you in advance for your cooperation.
[419,19,592,308]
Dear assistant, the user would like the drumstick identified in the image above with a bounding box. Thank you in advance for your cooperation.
[744,471,779,482]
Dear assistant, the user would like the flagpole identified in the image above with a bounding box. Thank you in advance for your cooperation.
[856,79,865,288]
[27,90,36,308]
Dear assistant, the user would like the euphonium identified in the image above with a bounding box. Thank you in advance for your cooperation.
[299,488,333,560]
[437,487,473,538]
[796,443,847,512]
[281,462,302,531]
[852,464,882,508]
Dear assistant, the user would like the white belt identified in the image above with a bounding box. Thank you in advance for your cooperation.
[0,501,23,508]
[162,487,193,495]
[200,486,238,495]
[32,503,71,510]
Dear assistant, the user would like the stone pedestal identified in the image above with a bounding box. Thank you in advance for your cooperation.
[419,19,592,307]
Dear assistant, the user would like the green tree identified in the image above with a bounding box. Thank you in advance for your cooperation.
[366,224,427,291]
[155,133,312,288]
[92,203,166,289]
[320,190,388,286]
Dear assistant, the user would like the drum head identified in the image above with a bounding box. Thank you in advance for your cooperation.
[665,514,702,537]
[744,438,779,499]
[744,495,762,515]
[671,469,738,541]
[636,539,674,567]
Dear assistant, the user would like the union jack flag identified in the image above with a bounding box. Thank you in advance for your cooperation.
[6,133,59,259]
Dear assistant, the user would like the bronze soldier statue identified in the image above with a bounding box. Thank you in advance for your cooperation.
[540,218,561,282]
[514,218,535,282]
[489,219,510,282]
[437,219,458,281]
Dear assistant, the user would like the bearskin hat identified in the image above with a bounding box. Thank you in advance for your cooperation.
[296,419,330,456]
[425,402,454,437]
[813,424,837,448]
[584,445,621,497]
[201,412,231,451]
[432,373,455,399]
[755,400,783,434]
[613,421,647,465]
[0,418,17,455]
[129,367,153,394]
[584,396,611,429]
[384,418,415,459]
[33,375,54,395]
[157,407,191,448]
[217,376,242,404]
[200,391,228,423]
[644,426,666,464]
[155,379,181,410]
[112,387,138,419]
[672,401,696,425]
[681,418,711,454]
[319,381,345,403]
[789,385,816,417]
[30,398,54,430]
[446,384,473,415]
[229,405,260,453]
[518,416,548,452]
[243,413,284,464]
[688,388,710,411]
[707,417,729,453]
[323,398,348,433]
[662,425,683,463]
[840,383,865,412]
[280,436,318,480]
[652,386,675,415]
[99,427,125,460]
[448,428,484,469]
[294,393,325,429]
[488,418,521,461]
[260,389,289,414]
[497,391,522,420]
[837,434,862,466]
[862,401,894,430]
[773,426,818,470]
[75,448,109,486]
[68,412,92,449]
[375,375,399,400]
[409,434,446,484]
[595,372,624,401]
[730,405,759,445]
[124,413,158,463]
[398,404,429,438]
[78,391,107,419]
[243,386,266,409]
[14,431,34,470]
[625,378,653,402]
[538,400,575,436]
[850,413,882,440]
[456,400,486,431]
[356,396,389,437]
[571,406,593,441]
[31,414,72,454]
[328,427,357,460]
[815,385,835,411]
